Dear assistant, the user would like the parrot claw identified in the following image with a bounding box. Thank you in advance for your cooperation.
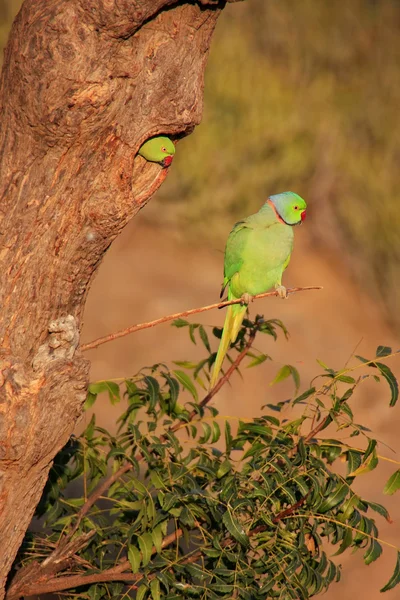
[240,292,254,305]
[275,285,288,299]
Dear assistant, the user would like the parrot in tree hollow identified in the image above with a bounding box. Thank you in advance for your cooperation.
[210,191,307,389]
[138,136,175,167]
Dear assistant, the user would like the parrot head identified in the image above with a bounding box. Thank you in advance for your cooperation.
[137,136,175,168]
[267,191,307,225]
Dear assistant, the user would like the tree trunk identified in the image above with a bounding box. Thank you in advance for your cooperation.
[0,0,231,594]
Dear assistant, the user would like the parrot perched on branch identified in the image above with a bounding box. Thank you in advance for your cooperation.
[138,136,175,167]
[210,191,307,389]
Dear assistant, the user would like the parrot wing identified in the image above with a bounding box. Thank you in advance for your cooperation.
[220,220,253,298]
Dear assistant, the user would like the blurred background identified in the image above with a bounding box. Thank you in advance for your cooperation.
[2,1,400,598]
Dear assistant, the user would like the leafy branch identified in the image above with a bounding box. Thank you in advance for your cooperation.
[9,318,400,600]
[8,323,261,599]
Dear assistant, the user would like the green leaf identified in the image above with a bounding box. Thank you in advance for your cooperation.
[189,324,197,345]
[381,551,400,592]
[247,353,269,368]
[173,370,198,401]
[340,493,360,520]
[222,510,249,547]
[376,345,392,358]
[152,524,163,554]
[216,459,232,479]
[318,483,349,513]
[149,470,165,490]
[138,532,153,567]
[211,420,221,444]
[172,318,189,328]
[346,450,362,475]
[293,387,316,405]
[128,545,141,574]
[270,364,300,393]
[349,450,378,477]
[87,585,106,600]
[136,585,148,600]
[225,420,233,452]
[185,563,208,581]
[88,381,120,405]
[199,325,211,352]
[163,373,179,409]
[239,422,272,439]
[84,391,97,410]
[143,376,160,411]
[384,470,400,495]
[357,357,399,406]
[130,477,147,496]
[374,362,398,407]
[150,578,161,600]
[335,373,356,384]
[199,422,212,444]
[367,501,393,523]
[333,527,353,556]
[174,360,198,369]
[355,354,369,364]
[364,538,383,565]
[316,359,333,372]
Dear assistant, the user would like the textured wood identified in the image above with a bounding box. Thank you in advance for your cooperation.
[0,0,228,593]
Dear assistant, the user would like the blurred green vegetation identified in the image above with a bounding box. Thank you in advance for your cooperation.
[1,0,399,326]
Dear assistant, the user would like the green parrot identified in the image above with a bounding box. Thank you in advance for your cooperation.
[138,136,175,167]
[210,191,307,389]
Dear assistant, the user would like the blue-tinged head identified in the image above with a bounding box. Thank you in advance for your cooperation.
[267,191,307,226]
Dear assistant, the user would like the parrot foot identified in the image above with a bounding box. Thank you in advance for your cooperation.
[240,292,254,306]
[275,285,288,299]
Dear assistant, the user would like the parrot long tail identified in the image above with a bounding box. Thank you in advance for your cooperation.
[210,297,247,389]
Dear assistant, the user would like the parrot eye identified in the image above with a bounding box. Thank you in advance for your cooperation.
[161,147,167,153]
[294,205,299,210]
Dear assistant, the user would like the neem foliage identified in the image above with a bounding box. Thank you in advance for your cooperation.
[15,318,400,599]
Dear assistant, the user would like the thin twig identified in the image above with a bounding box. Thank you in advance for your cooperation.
[271,493,310,524]
[304,414,332,444]
[81,286,322,352]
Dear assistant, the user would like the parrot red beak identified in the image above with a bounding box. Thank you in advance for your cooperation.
[301,210,306,222]
[161,155,173,168]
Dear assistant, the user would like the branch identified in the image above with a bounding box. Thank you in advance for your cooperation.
[271,493,310,524]
[12,486,311,598]
[9,525,187,598]
[11,571,141,598]
[304,414,333,444]
[81,286,322,352]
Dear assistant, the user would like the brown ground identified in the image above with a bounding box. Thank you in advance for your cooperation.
[81,212,400,600]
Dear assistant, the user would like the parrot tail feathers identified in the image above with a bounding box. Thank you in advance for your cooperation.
[210,303,246,389]
[230,304,246,344]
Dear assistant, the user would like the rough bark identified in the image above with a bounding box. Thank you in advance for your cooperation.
[0,0,233,594]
